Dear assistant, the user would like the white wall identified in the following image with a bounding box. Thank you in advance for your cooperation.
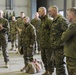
[0,0,31,17]
[67,0,72,9]
[52,0,64,10]
[0,0,6,10]
[14,0,31,17]
[51,0,72,10]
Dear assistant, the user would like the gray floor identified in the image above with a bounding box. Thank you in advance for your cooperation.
[0,42,68,75]
[0,52,45,75]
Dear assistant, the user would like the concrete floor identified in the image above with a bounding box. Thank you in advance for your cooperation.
[0,52,45,75]
[0,42,68,75]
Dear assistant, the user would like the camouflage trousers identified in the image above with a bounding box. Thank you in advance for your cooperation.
[66,57,76,75]
[0,37,9,62]
[10,34,17,48]
[51,48,66,75]
[18,33,22,51]
[41,47,54,73]
[23,47,34,66]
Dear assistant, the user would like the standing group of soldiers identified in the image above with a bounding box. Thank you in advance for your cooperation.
[38,6,76,75]
[0,5,76,75]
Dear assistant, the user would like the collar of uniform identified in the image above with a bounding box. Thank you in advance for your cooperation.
[53,14,61,22]
[40,15,48,20]
[71,19,76,24]
[24,22,30,26]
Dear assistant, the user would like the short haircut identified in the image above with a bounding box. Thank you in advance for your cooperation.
[39,7,47,13]
[67,7,76,16]
[49,5,58,12]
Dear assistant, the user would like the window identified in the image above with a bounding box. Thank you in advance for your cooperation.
[59,11,64,16]
[6,0,13,10]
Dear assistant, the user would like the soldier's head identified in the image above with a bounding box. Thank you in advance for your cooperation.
[48,5,58,18]
[20,12,25,18]
[67,7,76,22]
[0,10,3,18]
[12,16,16,21]
[23,16,30,24]
[34,12,39,19]
[38,7,47,18]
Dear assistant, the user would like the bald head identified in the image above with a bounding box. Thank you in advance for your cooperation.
[0,10,3,18]
[48,5,58,18]
[38,7,47,17]
[67,7,76,22]
[34,12,39,18]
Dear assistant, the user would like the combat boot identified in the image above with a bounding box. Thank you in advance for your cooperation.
[20,66,25,72]
[5,62,9,68]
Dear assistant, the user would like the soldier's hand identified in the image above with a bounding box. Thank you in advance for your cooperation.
[0,23,3,31]
[18,28,22,33]
[30,45,33,47]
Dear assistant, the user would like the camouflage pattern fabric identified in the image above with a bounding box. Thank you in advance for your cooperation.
[39,15,53,73]
[50,15,68,75]
[0,18,9,62]
[10,20,17,48]
[20,23,35,65]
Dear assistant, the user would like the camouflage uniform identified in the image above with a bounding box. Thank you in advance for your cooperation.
[61,20,76,75]
[20,23,35,66]
[31,18,41,53]
[0,18,9,63]
[17,18,24,51]
[50,15,68,75]
[10,20,17,50]
[39,15,53,73]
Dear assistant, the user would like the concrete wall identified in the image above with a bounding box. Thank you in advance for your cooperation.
[0,0,5,10]
[67,0,72,9]
[14,0,31,17]
[51,0,73,10]
[0,0,32,17]
[52,0,64,10]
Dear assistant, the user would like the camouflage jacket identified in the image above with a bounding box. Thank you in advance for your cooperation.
[0,18,8,40]
[39,15,52,48]
[17,17,24,33]
[10,20,17,35]
[50,15,68,49]
[31,18,41,40]
[61,20,76,58]
[20,23,35,47]
[31,18,41,32]
[0,18,8,34]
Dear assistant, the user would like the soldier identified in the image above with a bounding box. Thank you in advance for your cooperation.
[61,7,76,75]
[0,10,9,68]
[17,12,25,51]
[48,5,68,75]
[38,7,53,75]
[20,17,35,72]
[31,12,41,54]
[10,16,18,51]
